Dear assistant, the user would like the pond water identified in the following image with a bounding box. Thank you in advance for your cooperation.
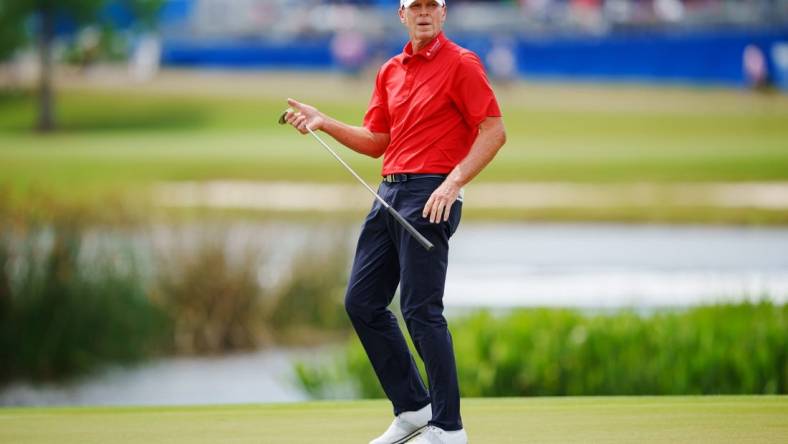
[445,223,788,308]
[164,220,787,309]
[0,348,313,407]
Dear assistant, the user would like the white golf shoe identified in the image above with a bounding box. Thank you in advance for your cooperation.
[406,425,468,444]
[369,404,432,444]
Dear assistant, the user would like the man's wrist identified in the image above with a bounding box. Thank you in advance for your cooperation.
[318,113,332,132]
[445,173,465,190]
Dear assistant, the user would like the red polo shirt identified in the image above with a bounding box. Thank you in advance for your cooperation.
[363,32,502,176]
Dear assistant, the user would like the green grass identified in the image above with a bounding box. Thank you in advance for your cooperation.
[2,83,787,187]
[0,396,786,443]
[0,91,377,202]
[1,77,788,222]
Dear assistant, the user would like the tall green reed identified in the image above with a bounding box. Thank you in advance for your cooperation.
[0,190,355,384]
[267,237,352,344]
[152,234,269,354]
[0,202,168,383]
[296,301,788,398]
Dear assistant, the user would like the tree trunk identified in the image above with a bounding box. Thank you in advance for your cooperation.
[36,7,55,133]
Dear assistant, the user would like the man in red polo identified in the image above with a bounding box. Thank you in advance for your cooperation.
[283,0,505,442]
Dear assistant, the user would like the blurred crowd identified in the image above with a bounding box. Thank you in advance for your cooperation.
[165,0,787,40]
[3,0,785,88]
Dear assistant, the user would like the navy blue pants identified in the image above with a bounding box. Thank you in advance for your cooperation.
[344,176,463,431]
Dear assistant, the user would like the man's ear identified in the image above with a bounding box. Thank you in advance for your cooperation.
[440,6,446,24]
[398,7,406,24]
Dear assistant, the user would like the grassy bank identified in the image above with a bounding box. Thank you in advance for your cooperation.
[1,74,788,223]
[2,87,787,187]
[1,396,786,443]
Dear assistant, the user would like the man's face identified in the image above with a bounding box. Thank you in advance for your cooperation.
[399,0,446,45]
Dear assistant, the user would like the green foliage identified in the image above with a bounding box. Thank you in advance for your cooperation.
[0,204,169,383]
[151,230,354,353]
[0,1,27,60]
[268,237,352,342]
[0,192,355,383]
[296,302,788,398]
[125,0,163,29]
[0,0,164,131]
[0,0,162,31]
[152,236,268,354]
[0,0,162,61]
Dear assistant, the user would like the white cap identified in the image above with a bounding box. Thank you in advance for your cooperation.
[400,0,446,8]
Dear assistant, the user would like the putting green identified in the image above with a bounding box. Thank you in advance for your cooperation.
[1,396,786,443]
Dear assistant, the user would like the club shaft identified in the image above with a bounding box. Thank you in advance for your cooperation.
[306,127,434,251]
[307,127,387,207]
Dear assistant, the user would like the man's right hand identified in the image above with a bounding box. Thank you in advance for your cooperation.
[281,98,389,159]
[284,98,325,134]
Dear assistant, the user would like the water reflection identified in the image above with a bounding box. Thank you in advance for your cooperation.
[446,223,788,308]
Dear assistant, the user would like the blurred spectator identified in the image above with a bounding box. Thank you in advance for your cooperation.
[331,29,368,76]
[772,42,788,90]
[571,0,604,30]
[653,0,685,22]
[743,44,771,90]
[130,34,162,82]
[486,37,518,84]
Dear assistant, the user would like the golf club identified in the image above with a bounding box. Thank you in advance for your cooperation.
[279,108,434,251]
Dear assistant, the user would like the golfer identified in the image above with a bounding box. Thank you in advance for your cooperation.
[283,0,505,442]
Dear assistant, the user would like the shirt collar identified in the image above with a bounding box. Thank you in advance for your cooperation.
[402,32,447,64]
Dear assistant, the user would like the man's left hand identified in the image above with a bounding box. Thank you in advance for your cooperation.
[423,179,461,224]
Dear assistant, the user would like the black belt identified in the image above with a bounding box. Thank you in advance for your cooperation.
[382,173,447,183]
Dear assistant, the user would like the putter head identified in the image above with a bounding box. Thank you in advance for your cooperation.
[278,108,294,125]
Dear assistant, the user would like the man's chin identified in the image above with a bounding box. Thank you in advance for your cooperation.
[414,29,436,40]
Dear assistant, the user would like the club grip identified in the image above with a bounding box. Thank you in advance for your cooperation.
[387,206,434,251]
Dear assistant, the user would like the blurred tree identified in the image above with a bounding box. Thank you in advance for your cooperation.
[0,0,162,132]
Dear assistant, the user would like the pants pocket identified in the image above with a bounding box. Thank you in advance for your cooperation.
[446,200,462,238]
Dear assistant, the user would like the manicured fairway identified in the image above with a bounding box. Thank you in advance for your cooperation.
[2,73,788,191]
[2,72,788,222]
[1,396,786,443]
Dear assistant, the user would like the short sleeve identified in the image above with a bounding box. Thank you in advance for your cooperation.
[449,52,502,129]
[363,67,390,134]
